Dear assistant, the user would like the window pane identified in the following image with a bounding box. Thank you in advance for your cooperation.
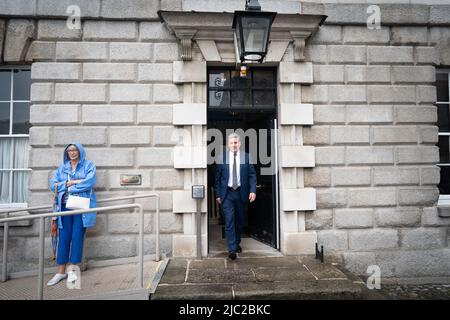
[438,135,450,163]
[437,104,450,132]
[13,69,31,100]
[231,70,251,88]
[12,102,30,134]
[209,90,229,108]
[0,70,11,101]
[231,90,251,107]
[439,166,450,195]
[436,73,449,103]
[253,90,275,107]
[253,71,274,87]
[0,138,13,169]
[12,171,29,203]
[209,71,229,88]
[0,171,11,203]
[0,102,10,134]
[13,137,29,169]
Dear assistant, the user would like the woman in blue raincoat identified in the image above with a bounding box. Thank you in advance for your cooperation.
[47,142,97,286]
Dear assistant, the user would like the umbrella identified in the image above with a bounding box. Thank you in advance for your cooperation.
[51,184,59,260]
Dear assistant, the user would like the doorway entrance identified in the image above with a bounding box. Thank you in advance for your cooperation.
[206,67,280,254]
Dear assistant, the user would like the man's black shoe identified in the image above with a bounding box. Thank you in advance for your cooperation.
[228,251,237,260]
[237,246,242,253]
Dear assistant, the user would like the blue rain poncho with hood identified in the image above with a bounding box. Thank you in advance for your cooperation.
[50,142,97,229]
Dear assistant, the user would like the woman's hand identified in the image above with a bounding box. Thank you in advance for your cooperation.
[66,180,82,187]
[51,220,58,235]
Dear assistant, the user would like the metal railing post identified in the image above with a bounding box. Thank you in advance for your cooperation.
[2,212,8,282]
[38,217,45,300]
[155,195,160,262]
[138,205,144,288]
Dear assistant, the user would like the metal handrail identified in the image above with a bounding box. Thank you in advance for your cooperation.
[0,193,160,299]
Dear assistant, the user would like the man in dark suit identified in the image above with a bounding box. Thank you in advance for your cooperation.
[215,133,257,260]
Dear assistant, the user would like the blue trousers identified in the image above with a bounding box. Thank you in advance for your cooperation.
[57,203,86,265]
[222,189,245,252]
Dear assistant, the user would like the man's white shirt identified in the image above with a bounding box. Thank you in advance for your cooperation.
[228,150,241,188]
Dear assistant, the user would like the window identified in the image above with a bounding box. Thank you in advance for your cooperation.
[208,68,277,110]
[0,68,31,206]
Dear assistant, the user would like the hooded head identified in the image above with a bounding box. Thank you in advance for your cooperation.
[63,142,86,164]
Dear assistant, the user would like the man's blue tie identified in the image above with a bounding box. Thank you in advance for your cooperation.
[232,152,238,190]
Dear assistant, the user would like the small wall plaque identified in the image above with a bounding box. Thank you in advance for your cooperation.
[192,185,205,199]
[120,174,142,186]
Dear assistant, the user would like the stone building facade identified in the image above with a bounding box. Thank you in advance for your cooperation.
[1,0,450,280]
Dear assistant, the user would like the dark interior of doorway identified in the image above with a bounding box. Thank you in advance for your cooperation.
[207,109,278,254]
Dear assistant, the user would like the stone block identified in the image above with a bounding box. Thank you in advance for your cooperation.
[316,189,347,209]
[332,167,371,187]
[420,126,439,144]
[153,126,178,146]
[317,230,348,251]
[348,188,397,207]
[281,188,316,211]
[342,251,376,276]
[398,188,439,206]
[29,148,61,168]
[375,207,421,228]
[368,46,413,64]
[56,42,108,61]
[395,106,437,124]
[101,0,159,19]
[139,63,172,82]
[172,234,207,257]
[373,167,419,186]
[301,85,328,104]
[88,148,135,168]
[396,146,439,164]
[26,41,55,62]
[31,83,53,102]
[313,105,345,124]
[417,85,437,104]
[349,229,399,251]
[0,0,36,15]
[315,147,345,165]
[37,0,100,17]
[422,207,450,227]
[304,167,331,187]
[174,146,207,168]
[154,43,179,62]
[391,27,428,45]
[329,85,366,103]
[304,45,327,63]
[313,65,344,83]
[29,127,51,147]
[54,127,107,146]
[330,126,370,144]
[345,66,391,83]
[173,103,206,125]
[55,84,106,103]
[416,47,439,65]
[392,66,435,84]
[346,147,394,165]
[107,212,154,234]
[110,127,152,146]
[173,61,207,83]
[37,20,81,40]
[29,170,50,191]
[305,209,333,230]
[311,25,342,44]
[400,228,447,249]
[421,166,440,185]
[303,126,330,145]
[84,21,137,40]
[31,62,80,81]
[372,126,418,144]
[172,190,207,213]
[279,62,313,84]
[110,43,152,61]
[280,146,315,168]
[84,236,136,260]
[83,63,136,81]
[30,104,79,125]
[368,86,416,103]
[153,169,184,189]
[110,84,152,103]
[283,231,317,255]
[3,19,35,63]
[137,148,173,167]
[82,105,135,125]
[153,84,181,103]
[335,209,373,229]
[343,26,390,44]
[137,105,172,124]
[140,22,174,41]
[346,105,393,124]
[328,45,366,64]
